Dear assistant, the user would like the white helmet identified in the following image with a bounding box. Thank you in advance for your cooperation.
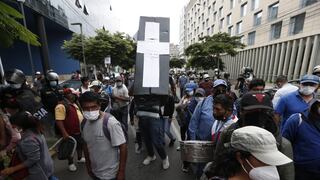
[203,74,210,79]
[312,65,320,75]
[89,80,102,88]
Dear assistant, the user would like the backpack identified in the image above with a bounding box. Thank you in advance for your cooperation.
[81,113,127,142]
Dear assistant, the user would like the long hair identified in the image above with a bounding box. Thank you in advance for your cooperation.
[9,111,43,134]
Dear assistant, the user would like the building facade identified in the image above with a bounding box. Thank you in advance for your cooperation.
[0,0,116,76]
[170,43,180,58]
[180,0,320,81]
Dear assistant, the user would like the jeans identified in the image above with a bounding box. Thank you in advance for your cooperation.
[163,117,175,141]
[139,116,167,159]
[112,106,128,132]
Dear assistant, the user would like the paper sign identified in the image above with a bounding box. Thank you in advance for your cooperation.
[142,53,160,87]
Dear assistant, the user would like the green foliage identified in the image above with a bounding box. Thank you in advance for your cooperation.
[62,29,136,70]
[170,57,186,68]
[0,1,40,47]
[185,32,245,70]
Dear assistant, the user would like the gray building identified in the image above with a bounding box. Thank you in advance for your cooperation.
[180,0,320,82]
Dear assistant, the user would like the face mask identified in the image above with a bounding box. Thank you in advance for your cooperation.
[187,91,194,96]
[116,82,122,87]
[49,81,58,87]
[195,97,204,102]
[83,110,100,121]
[243,159,280,180]
[299,86,316,95]
[190,80,194,83]
[9,83,22,89]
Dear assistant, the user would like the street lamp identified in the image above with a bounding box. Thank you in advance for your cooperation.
[17,0,35,82]
[71,22,87,76]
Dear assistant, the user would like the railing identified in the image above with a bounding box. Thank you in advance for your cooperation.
[25,0,69,29]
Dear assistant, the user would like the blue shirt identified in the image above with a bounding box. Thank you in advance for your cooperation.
[179,76,189,88]
[282,113,320,171]
[102,85,113,96]
[275,90,313,130]
[188,96,214,141]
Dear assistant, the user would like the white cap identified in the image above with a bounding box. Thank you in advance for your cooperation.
[231,126,292,166]
[35,71,41,75]
[89,80,102,88]
[203,74,210,79]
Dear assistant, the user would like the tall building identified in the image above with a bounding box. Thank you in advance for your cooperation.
[0,0,117,75]
[170,43,180,58]
[180,0,320,81]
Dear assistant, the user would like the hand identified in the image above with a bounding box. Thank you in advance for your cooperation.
[62,133,69,140]
[1,167,15,176]
[117,171,125,180]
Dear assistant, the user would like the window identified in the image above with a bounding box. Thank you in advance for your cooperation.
[198,17,201,24]
[213,1,216,11]
[207,27,210,35]
[208,6,211,14]
[219,7,223,17]
[248,31,256,45]
[240,35,245,43]
[201,32,204,37]
[254,11,262,26]
[230,0,235,9]
[206,18,209,27]
[202,22,205,30]
[197,26,199,34]
[236,21,242,34]
[270,21,282,40]
[268,2,279,21]
[227,13,232,25]
[301,0,320,7]
[211,25,215,34]
[289,13,306,35]
[228,26,234,35]
[219,18,224,30]
[240,3,247,17]
[203,2,206,9]
[213,12,217,21]
[202,13,204,20]
[252,0,259,10]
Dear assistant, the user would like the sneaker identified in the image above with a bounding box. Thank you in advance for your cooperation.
[176,146,181,151]
[135,143,141,154]
[162,156,170,170]
[68,164,77,172]
[181,164,189,173]
[77,157,86,163]
[143,155,156,165]
[169,139,176,147]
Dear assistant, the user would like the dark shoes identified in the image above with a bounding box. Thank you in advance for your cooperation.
[169,139,176,147]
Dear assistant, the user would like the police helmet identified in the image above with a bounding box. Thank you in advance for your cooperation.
[312,65,320,75]
[5,69,26,85]
[46,70,59,81]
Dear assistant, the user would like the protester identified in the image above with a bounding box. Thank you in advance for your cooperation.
[163,93,176,147]
[33,71,44,93]
[178,73,189,98]
[102,77,113,96]
[199,74,213,97]
[111,76,130,131]
[80,92,127,180]
[272,75,299,107]
[275,74,320,130]
[79,77,90,94]
[89,80,102,94]
[55,88,85,172]
[212,126,292,180]
[189,79,228,141]
[1,111,54,180]
[209,92,294,180]
[312,65,320,77]
[135,95,169,170]
[282,100,320,179]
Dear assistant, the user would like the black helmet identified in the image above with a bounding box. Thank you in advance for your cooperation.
[5,69,26,85]
[46,70,59,81]
[223,72,230,79]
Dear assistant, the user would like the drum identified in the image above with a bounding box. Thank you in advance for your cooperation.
[180,140,214,163]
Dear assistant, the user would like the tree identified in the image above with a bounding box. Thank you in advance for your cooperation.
[0,1,40,47]
[62,29,136,70]
[170,57,185,68]
[185,32,245,70]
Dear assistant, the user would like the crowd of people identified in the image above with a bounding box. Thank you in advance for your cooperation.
[0,66,319,180]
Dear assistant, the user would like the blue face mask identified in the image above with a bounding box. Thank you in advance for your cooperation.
[49,81,57,87]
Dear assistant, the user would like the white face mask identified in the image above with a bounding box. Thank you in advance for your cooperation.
[83,110,100,121]
[299,86,316,95]
[187,91,194,96]
[195,97,204,102]
[242,159,280,180]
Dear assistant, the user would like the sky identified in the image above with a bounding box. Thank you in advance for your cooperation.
[111,0,188,44]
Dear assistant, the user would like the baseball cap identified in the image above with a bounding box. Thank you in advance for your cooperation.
[213,79,227,88]
[195,88,205,96]
[300,74,320,84]
[231,126,292,166]
[89,80,102,88]
[203,74,210,79]
[35,71,41,75]
[240,92,273,110]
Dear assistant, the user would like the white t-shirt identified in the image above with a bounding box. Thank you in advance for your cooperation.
[112,85,129,109]
[82,115,126,180]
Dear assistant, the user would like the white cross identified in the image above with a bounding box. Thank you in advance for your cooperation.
[137,22,169,87]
